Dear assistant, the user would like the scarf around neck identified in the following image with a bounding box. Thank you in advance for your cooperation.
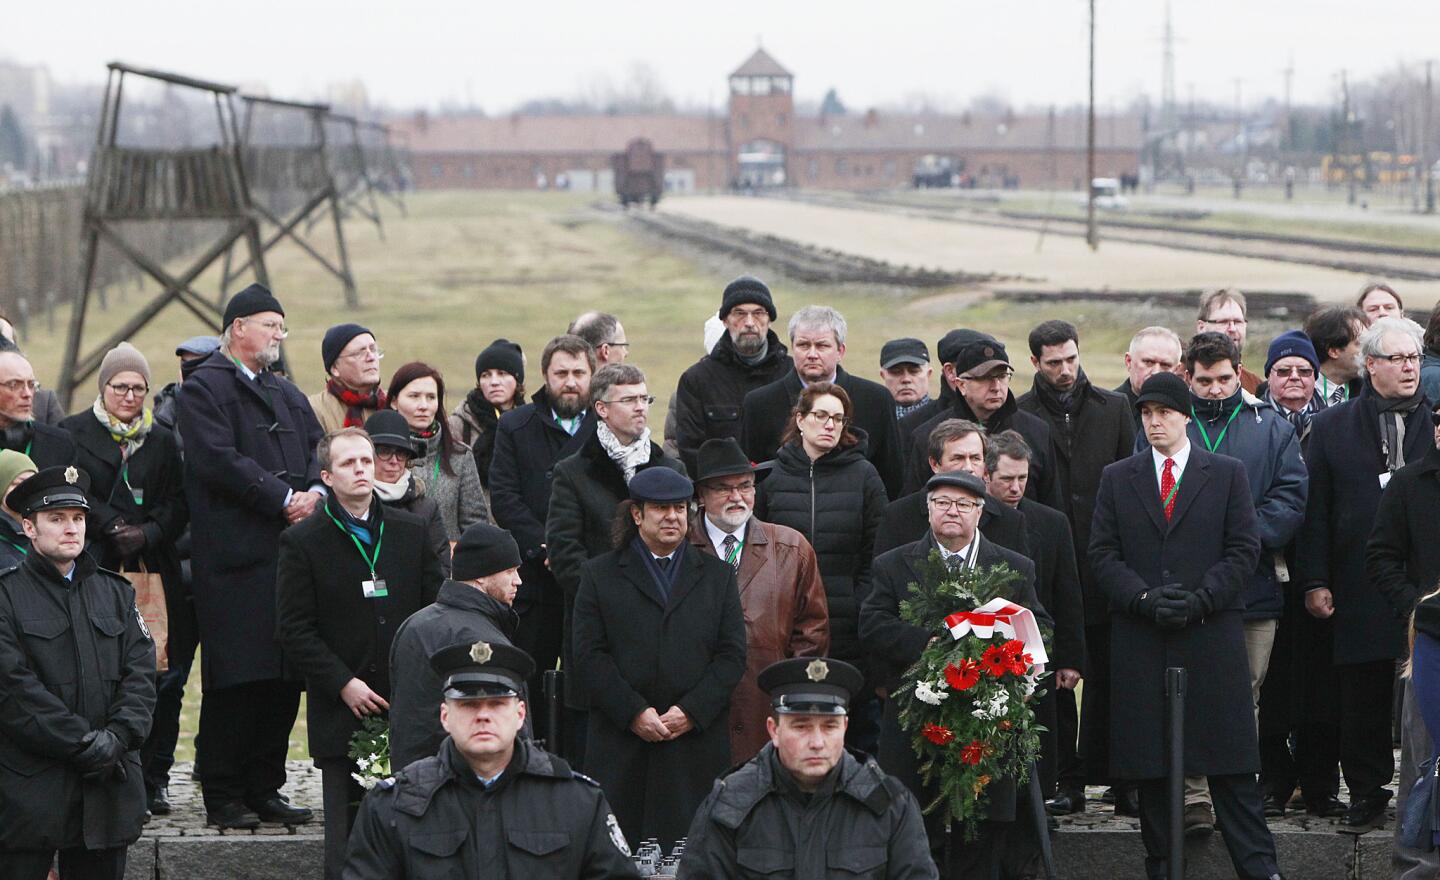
[92,396,153,458]
[1033,368,1092,417]
[373,469,414,503]
[1376,388,1426,471]
[596,421,652,483]
[326,378,387,428]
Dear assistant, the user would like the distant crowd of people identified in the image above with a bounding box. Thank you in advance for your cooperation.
[5,275,1440,880]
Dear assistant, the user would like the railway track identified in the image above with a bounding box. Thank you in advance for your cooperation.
[773,190,1440,282]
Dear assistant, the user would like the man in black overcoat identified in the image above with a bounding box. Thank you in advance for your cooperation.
[672,276,792,473]
[178,284,325,828]
[1090,373,1279,880]
[570,467,746,850]
[1298,315,1432,828]
[489,334,596,741]
[0,467,155,880]
[860,470,1049,879]
[275,428,443,880]
[874,418,1028,557]
[0,350,75,469]
[739,305,904,497]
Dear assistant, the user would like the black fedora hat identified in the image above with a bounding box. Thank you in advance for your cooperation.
[694,438,755,484]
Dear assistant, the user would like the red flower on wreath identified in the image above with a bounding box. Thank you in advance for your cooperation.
[960,740,986,765]
[980,645,1010,678]
[1001,640,1034,675]
[922,723,955,746]
[945,659,982,691]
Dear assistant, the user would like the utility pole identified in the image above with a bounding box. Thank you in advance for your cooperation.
[1233,78,1245,198]
[1086,0,1098,250]
[1282,54,1294,153]
[1425,60,1435,214]
[1342,69,1357,206]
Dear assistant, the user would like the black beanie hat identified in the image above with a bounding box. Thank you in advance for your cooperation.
[222,283,284,329]
[322,323,373,374]
[1134,372,1191,416]
[452,522,523,581]
[720,276,777,322]
[475,338,524,383]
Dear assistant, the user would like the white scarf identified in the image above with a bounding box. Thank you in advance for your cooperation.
[596,421,652,483]
[373,469,414,503]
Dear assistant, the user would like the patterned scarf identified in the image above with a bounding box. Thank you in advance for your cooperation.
[92,396,152,459]
[596,421,652,483]
[326,378,387,428]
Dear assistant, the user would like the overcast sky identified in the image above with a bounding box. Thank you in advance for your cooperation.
[3,0,1429,114]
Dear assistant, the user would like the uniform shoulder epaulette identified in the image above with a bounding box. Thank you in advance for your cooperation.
[373,777,397,791]
[0,563,21,579]
[571,770,602,788]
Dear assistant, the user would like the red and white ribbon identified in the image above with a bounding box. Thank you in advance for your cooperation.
[944,598,1049,670]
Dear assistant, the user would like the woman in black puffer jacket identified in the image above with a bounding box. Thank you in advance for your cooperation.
[755,381,888,750]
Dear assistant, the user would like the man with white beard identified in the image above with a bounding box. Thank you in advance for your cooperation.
[685,438,830,763]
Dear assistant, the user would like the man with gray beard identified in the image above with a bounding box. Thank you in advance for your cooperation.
[672,276,793,474]
[684,438,829,763]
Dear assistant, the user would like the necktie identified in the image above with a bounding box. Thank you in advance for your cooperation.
[655,556,671,572]
[947,552,965,571]
[1160,457,1176,521]
[721,534,740,569]
[1328,387,1345,407]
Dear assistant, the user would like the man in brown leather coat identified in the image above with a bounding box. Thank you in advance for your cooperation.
[686,438,829,763]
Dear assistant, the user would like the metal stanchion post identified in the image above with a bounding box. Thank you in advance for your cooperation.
[1028,759,1058,880]
[1167,666,1187,880]
[544,669,563,758]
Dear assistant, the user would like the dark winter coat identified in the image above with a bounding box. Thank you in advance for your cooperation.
[900,392,1062,509]
[674,330,792,474]
[1017,376,1135,623]
[1090,446,1262,778]
[0,513,27,568]
[177,350,324,689]
[1151,392,1308,620]
[571,539,747,847]
[740,366,905,498]
[490,388,597,607]
[449,394,503,491]
[678,745,938,880]
[60,412,192,657]
[381,476,452,578]
[873,488,1029,558]
[754,438,888,671]
[343,737,641,880]
[1366,444,1440,621]
[275,495,442,760]
[0,552,155,852]
[1017,497,1086,673]
[388,580,523,770]
[2,420,76,470]
[860,533,1044,824]
[1297,386,1433,665]
[1113,379,1142,431]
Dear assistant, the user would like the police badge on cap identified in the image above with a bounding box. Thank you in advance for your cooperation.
[10,466,91,517]
[757,657,864,715]
[429,640,535,700]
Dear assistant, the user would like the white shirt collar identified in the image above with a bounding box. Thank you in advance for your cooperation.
[704,514,748,559]
[935,530,980,569]
[1152,439,1191,482]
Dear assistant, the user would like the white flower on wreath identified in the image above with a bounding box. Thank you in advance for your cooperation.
[971,691,1009,721]
[1022,673,1039,699]
[914,680,949,706]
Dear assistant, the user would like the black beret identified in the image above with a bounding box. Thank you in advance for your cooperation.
[628,467,693,503]
[925,471,987,498]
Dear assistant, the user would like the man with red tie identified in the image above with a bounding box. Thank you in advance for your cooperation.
[1090,372,1284,880]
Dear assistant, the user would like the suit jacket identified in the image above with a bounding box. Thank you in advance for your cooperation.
[1017,497,1085,673]
[688,515,829,763]
[740,365,904,498]
[1090,445,1261,778]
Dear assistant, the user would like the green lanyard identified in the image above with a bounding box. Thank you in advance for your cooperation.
[1319,374,1349,403]
[0,535,26,556]
[1191,402,1242,452]
[1162,468,1184,510]
[323,507,385,579]
[724,538,745,566]
[430,455,441,485]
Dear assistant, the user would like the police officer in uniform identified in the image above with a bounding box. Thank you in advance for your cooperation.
[0,466,156,880]
[343,640,641,879]
[679,657,938,879]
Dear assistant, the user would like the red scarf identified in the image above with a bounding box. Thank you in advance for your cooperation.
[326,378,387,428]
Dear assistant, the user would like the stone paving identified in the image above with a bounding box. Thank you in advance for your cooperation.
[140,761,325,839]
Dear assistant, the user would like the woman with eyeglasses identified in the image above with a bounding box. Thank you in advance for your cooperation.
[449,339,525,493]
[754,381,889,753]
[60,342,192,815]
[387,361,491,542]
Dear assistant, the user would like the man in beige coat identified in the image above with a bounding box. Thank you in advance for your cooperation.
[308,323,386,432]
[686,438,829,763]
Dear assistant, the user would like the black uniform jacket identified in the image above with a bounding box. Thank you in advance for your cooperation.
[3,420,77,470]
[275,495,442,759]
[388,580,524,770]
[342,737,641,879]
[678,744,939,880]
[1090,446,1261,778]
[0,551,156,851]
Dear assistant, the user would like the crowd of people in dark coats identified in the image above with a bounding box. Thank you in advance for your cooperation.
[8,274,1440,880]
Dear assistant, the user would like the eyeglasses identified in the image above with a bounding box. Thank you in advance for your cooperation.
[1379,353,1421,366]
[242,317,289,338]
[929,497,982,513]
[341,346,384,361]
[1272,366,1314,378]
[606,341,631,349]
[961,368,1014,383]
[601,394,654,408]
[704,480,755,496]
[105,383,150,399]
[1202,318,1248,328]
[375,448,411,462]
[0,379,40,394]
[804,410,849,427]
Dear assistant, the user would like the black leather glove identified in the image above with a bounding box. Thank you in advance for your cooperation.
[1183,589,1214,621]
[73,729,124,777]
[108,523,146,559]
[1151,585,1191,629]
[1131,590,1163,619]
